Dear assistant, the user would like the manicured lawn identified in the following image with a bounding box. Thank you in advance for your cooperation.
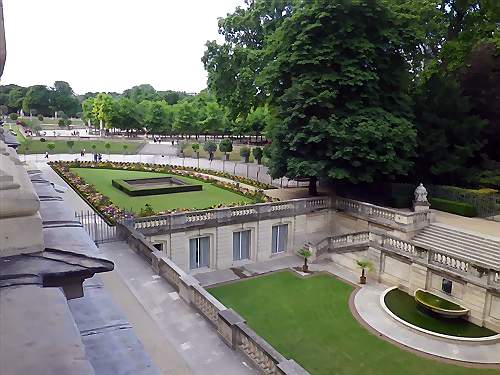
[385,288,495,338]
[18,139,144,154]
[2,124,25,142]
[208,271,497,375]
[71,168,253,213]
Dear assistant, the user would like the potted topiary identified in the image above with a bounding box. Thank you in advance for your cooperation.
[239,146,251,163]
[297,247,312,272]
[252,146,263,164]
[356,259,373,284]
[203,141,217,161]
[219,139,233,161]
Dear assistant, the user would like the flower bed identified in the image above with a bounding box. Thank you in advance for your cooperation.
[49,161,275,224]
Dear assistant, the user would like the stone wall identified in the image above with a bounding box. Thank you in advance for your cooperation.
[0,140,44,256]
[118,223,309,375]
[148,209,333,273]
[376,248,499,331]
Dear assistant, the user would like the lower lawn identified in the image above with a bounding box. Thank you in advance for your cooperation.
[208,271,497,375]
[71,168,253,213]
[18,139,144,154]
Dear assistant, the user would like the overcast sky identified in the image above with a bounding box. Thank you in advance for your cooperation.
[1,0,243,94]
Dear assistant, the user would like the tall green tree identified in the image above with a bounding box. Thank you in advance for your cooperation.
[52,81,80,116]
[92,93,115,129]
[22,85,52,116]
[202,0,295,120]
[412,73,486,184]
[262,0,416,194]
[144,100,171,135]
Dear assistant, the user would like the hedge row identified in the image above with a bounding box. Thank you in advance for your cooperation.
[428,197,477,217]
[112,178,202,196]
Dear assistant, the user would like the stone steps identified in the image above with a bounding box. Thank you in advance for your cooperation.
[413,224,500,269]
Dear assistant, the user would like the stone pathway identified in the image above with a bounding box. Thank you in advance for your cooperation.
[24,153,307,189]
[98,241,256,375]
[434,211,500,239]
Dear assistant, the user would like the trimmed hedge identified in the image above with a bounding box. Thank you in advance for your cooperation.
[429,197,477,217]
[112,178,202,196]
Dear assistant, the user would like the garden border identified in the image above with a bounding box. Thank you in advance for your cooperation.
[49,161,273,224]
[380,286,500,343]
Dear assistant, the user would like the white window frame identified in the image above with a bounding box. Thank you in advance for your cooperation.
[189,236,210,269]
[233,230,251,261]
[272,224,288,254]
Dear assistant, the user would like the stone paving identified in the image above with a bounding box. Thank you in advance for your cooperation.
[353,282,500,365]
[98,241,256,375]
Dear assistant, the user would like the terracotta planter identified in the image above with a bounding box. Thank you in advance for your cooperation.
[359,275,366,284]
[302,264,309,272]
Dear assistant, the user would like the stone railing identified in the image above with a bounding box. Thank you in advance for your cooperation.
[312,229,499,289]
[133,196,332,235]
[131,195,431,236]
[428,250,470,273]
[310,231,371,257]
[381,234,421,258]
[117,223,309,375]
[334,197,431,231]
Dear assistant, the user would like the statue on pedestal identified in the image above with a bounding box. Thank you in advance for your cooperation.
[413,183,430,212]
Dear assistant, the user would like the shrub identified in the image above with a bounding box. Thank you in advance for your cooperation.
[478,175,500,190]
[219,139,233,160]
[178,141,188,153]
[219,139,233,153]
[58,118,66,127]
[429,197,477,217]
[239,146,251,162]
[203,141,217,154]
[192,143,200,154]
[9,113,18,121]
[252,147,263,163]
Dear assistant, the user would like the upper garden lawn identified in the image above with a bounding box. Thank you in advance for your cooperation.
[18,139,144,154]
[71,168,253,213]
[208,271,497,375]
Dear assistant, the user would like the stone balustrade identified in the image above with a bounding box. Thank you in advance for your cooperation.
[133,196,332,234]
[117,223,309,375]
[131,195,431,236]
[311,228,499,289]
[381,235,421,258]
[334,197,431,230]
[429,251,470,273]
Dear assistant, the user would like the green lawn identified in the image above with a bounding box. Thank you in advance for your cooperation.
[208,272,497,375]
[18,139,144,154]
[2,124,25,142]
[385,288,495,338]
[71,168,253,213]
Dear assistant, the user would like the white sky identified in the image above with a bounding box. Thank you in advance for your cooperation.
[1,0,243,94]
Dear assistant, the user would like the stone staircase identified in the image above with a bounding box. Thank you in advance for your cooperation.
[412,223,500,269]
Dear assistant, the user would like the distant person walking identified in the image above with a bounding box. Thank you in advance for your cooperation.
[45,152,49,159]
